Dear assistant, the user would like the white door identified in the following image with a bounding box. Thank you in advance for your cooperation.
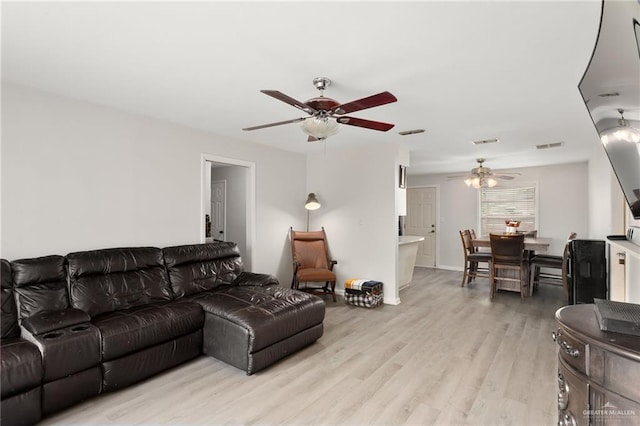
[211,180,226,241]
[406,187,437,267]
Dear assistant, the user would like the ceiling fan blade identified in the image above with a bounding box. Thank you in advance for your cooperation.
[242,117,306,131]
[495,174,516,180]
[331,91,397,115]
[447,174,468,180]
[260,90,317,114]
[307,135,319,142]
[337,116,395,132]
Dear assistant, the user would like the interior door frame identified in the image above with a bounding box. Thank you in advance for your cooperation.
[201,153,256,269]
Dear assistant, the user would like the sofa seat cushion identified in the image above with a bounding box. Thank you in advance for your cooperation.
[188,285,325,353]
[1,338,42,398]
[93,301,204,361]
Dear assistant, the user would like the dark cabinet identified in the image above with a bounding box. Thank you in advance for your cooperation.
[569,240,607,304]
[555,304,640,425]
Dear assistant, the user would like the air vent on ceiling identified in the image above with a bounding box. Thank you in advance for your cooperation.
[472,138,499,145]
[536,141,564,150]
[398,129,425,136]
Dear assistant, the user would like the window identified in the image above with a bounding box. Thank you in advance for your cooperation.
[479,184,537,236]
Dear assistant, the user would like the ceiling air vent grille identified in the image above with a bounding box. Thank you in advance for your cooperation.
[398,129,425,136]
[536,142,564,150]
[472,138,499,145]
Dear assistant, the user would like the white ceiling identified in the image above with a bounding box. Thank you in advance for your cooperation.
[1,1,606,175]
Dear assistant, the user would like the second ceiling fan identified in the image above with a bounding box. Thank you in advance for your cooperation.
[242,77,397,142]
[448,158,521,188]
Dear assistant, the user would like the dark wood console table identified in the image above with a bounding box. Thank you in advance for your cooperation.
[554,304,640,425]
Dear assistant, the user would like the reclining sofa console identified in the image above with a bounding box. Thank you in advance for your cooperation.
[0,242,325,425]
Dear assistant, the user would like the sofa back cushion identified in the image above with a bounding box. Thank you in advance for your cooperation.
[163,242,244,298]
[1,259,20,339]
[11,255,69,321]
[67,247,172,318]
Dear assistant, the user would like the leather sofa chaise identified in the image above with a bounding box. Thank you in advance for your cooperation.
[0,242,325,425]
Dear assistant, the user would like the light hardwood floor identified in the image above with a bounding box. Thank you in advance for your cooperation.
[42,268,564,425]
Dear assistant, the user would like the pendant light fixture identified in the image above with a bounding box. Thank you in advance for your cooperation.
[600,109,640,145]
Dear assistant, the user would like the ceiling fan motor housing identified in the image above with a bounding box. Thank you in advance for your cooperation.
[305,97,340,112]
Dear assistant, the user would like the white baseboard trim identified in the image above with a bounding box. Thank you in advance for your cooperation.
[437,265,464,272]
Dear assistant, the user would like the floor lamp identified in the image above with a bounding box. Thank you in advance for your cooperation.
[304,193,321,231]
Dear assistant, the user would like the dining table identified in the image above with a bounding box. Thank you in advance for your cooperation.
[470,235,553,296]
[471,236,552,252]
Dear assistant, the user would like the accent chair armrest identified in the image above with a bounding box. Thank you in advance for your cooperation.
[329,260,338,271]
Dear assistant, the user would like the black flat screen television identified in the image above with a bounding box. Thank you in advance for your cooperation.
[578,0,640,220]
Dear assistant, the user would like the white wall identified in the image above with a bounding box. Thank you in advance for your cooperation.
[306,143,401,304]
[409,162,590,270]
[588,142,626,239]
[1,83,305,285]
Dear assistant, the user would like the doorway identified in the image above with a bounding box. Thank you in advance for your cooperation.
[406,186,438,267]
[201,154,255,270]
[211,180,226,242]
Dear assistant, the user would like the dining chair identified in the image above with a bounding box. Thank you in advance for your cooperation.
[459,229,491,287]
[289,227,338,302]
[530,232,577,299]
[489,233,528,299]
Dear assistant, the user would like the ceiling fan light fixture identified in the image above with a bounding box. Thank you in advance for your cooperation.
[301,116,341,140]
[600,109,640,145]
[465,174,497,189]
[465,176,480,188]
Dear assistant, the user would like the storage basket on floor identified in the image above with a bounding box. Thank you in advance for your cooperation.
[344,279,383,308]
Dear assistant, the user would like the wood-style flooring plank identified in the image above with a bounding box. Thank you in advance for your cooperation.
[40,268,564,425]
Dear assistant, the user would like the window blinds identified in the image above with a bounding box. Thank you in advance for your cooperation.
[480,185,536,236]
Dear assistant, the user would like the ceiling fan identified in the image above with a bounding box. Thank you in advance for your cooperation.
[448,158,520,188]
[242,77,397,142]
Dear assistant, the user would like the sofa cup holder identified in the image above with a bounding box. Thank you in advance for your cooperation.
[40,323,92,339]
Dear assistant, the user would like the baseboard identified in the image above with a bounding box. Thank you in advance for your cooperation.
[437,265,464,272]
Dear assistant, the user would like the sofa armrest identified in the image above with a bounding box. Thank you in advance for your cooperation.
[21,308,91,336]
[232,272,279,287]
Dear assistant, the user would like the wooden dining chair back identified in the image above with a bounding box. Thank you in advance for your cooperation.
[530,232,577,299]
[290,227,337,302]
[489,233,527,299]
[459,229,491,287]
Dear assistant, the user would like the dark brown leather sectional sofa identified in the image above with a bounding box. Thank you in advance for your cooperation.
[0,242,325,425]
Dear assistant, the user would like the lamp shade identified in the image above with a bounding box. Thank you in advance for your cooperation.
[301,117,340,140]
[304,193,321,210]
